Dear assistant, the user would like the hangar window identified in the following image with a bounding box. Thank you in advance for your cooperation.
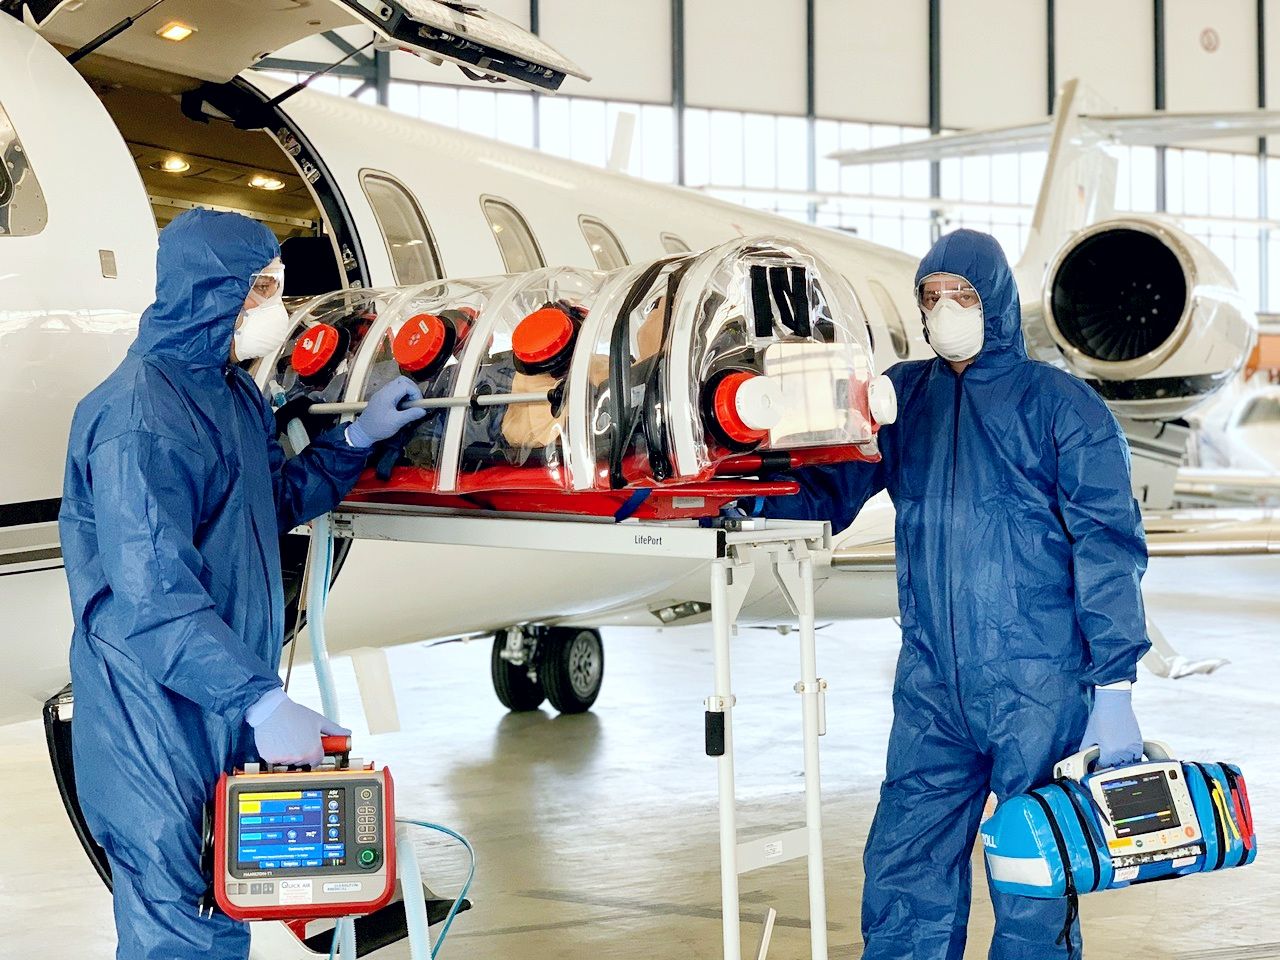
[362,172,443,285]
[661,232,691,254]
[868,279,911,359]
[482,197,545,273]
[0,102,48,237]
[579,216,629,270]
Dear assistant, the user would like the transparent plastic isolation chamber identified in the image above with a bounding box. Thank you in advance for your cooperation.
[256,237,892,519]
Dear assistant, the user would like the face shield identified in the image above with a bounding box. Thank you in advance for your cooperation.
[233,259,290,361]
[245,260,285,307]
[916,272,985,362]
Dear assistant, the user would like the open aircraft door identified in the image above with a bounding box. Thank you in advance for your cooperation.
[20,0,589,90]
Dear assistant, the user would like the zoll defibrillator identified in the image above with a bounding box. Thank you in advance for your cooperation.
[210,736,396,921]
[982,740,1256,902]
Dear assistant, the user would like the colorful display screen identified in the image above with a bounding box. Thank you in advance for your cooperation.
[1102,771,1180,838]
[235,788,347,873]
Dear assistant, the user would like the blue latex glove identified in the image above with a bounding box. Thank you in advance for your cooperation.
[1078,687,1143,769]
[245,688,351,767]
[347,376,427,448]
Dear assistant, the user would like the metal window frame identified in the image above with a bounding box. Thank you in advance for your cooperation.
[578,213,630,269]
[480,194,547,272]
[0,100,48,238]
[359,169,445,284]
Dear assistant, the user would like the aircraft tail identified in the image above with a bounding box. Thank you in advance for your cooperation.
[828,79,1280,282]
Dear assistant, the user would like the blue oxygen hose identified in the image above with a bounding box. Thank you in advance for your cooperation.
[277,392,472,960]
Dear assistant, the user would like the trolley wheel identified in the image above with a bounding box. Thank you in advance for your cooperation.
[541,628,604,714]
[490,635,545,712]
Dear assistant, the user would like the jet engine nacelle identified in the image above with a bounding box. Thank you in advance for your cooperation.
[1038,218,1256,421]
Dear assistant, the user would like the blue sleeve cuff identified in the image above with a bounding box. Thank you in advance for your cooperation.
[345,420,373,449]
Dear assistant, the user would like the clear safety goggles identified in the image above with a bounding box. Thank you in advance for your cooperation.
[916,272,981,312]
[247,260,285,304]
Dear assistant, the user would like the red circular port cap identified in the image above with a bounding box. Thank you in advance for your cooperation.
[291,323,341,378]
[393,313,448,373]
[513,307,575,366]
[713,372,771,444]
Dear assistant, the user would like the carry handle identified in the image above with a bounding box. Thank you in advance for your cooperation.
[322,735,352,756]
[1054,739,1173,781]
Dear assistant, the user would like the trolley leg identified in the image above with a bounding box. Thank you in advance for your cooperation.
[710,556,741,960]
[774,548,829,960]
[795,553,828,960]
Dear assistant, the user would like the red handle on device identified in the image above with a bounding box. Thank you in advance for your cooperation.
[322,735,352,755]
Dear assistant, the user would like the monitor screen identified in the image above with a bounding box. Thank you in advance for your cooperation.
[234,787,347,874]
[1101,771,1180,838]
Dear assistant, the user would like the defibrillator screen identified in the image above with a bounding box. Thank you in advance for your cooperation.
[1102,772,1180,837]
[234,787,347,873]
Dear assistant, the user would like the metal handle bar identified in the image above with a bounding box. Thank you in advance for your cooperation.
[308,390,553,415]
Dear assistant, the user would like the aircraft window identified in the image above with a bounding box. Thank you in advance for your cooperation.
[0,101,48,237]
[579,216,629,270]
[868,279,910,359]
[661,232,691,254]
[482,197,545,273]
[362,172,443,285]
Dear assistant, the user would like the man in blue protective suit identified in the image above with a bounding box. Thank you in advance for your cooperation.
[750,229,1150,959]
[59,209,425,960]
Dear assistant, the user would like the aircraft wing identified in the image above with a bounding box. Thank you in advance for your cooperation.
[828,108,1280,165]
[831,507,1280,567]
[1174,469,1280,507]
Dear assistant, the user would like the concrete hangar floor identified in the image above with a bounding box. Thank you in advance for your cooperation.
[2,554,1277,959]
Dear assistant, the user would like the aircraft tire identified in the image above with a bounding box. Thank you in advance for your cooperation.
[490,634,545,711]
[541,628,604,714]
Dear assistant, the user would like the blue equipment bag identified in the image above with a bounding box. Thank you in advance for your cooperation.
[983,740,1257,903]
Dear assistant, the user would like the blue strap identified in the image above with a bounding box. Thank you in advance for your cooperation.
[614,487,652,522]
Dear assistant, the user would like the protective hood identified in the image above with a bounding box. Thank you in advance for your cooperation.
[915,228,1026,369]
[131,209,280,369]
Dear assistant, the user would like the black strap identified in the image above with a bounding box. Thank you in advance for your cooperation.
[1190,762,1228,870]
[1055,781,1103,893]
[771,265,811,337]
[750,265,774,339]
[608,259,677,488]
[1029,791,1079,960]
[750,264,813,339]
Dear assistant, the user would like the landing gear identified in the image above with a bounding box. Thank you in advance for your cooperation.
[490,628,545,712]
[489,626,604,715]
[541,628,604,714]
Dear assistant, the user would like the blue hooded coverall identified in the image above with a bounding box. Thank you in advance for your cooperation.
[756,230,1150,958]
[59,210,369,959]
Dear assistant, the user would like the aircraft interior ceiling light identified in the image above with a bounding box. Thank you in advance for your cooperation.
[155,21,195,43]
[249,174,286,191]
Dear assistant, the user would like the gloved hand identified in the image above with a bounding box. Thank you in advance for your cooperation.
[1078,687,1143,769]
[245,688,351,767]
[347,376,426,448]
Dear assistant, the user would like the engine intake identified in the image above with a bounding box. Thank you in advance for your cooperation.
[1050,228,1186,364]
[1042,218,1254,420]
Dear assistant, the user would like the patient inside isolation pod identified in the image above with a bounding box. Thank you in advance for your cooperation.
[573,240,879,491]
[453,268,603,491]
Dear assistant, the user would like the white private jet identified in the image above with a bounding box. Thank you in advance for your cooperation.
[2,6,1279,951]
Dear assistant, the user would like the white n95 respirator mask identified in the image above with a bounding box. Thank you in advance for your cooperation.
[233,261,290,361]
[925,298,984,362]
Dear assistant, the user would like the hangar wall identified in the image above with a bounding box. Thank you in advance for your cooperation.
[266,2,1280,313]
